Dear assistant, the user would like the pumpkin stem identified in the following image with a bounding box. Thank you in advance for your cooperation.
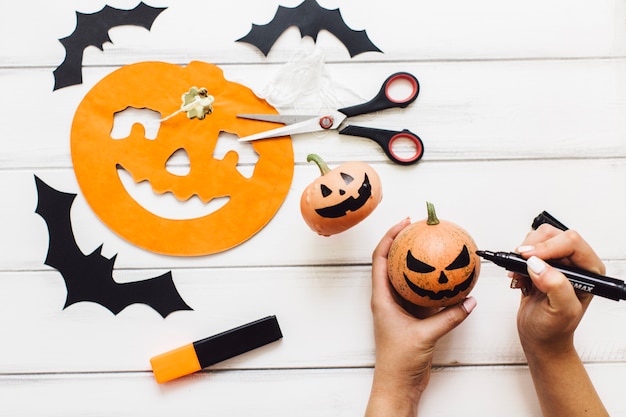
[426,201,440,225]
[307,153,331,175]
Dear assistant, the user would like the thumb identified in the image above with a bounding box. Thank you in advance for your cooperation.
[422,297,477,341]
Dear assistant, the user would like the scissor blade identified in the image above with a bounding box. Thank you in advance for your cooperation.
[238,117,326,142]
[237,114,314,125]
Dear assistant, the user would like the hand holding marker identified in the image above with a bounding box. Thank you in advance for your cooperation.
[478,211,626,301]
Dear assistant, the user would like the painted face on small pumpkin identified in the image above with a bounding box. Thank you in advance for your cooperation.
[315,172,372,218]
[404,244,476,300]
[300,155,382,236]
[387,202,481,308]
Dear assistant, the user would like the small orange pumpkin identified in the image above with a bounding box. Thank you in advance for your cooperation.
[387,202,480,307]
[300,154,382,236]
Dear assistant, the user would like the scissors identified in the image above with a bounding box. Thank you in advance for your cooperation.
[237,72,424,165]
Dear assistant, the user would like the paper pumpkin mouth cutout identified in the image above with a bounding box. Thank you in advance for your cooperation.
[71,61,294,256]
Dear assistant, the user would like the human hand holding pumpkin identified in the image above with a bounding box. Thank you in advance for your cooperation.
[513,224,609,417]
[365,218,477,417]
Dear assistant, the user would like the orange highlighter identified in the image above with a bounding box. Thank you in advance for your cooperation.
[150,315,283,383]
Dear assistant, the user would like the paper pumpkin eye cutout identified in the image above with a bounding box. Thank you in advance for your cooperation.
[71,61,294,256]
[300,154,382,236]
[387,202,480,307]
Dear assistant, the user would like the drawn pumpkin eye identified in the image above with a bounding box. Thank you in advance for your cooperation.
[406,249,436,273]
[340,172,354,185]
[445,245,470,270]
[321,184,332,197]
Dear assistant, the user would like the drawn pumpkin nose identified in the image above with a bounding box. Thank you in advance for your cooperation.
[438,271,449,284]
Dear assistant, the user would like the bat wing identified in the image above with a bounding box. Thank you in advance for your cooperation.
[34,176,192,318]
[319,7,383,58]
[236,0,382,57]
[53,2,167,90]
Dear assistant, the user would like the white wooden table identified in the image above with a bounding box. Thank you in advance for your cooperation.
[1,1,625,415]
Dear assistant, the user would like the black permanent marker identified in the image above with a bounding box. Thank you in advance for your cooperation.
[477,250,626,301]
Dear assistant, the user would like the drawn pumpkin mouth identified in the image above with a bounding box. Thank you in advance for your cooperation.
[314,173,372,218]
[404,268,476,301]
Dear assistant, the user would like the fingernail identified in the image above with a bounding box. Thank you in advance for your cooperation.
[527,256,546,275]
[462,296,477,314]
[517,245,534,253]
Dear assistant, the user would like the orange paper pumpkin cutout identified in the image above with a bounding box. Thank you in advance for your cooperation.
[71,61,293,256]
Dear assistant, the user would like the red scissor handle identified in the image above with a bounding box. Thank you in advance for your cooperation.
[340,126,424,165]
[338,72,420,118]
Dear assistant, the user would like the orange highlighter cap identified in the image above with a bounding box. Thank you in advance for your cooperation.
[150,343,201,384]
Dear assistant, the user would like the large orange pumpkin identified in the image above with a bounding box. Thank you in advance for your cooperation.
[387,202,480,307]
[71,61,293,256]
[300,154,382,236]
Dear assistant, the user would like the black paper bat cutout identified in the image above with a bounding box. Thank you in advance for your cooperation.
[53,2,167,90]
[236,0,382,57]
[34,176,192,317]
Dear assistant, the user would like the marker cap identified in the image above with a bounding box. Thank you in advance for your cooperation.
[150,343,201,384]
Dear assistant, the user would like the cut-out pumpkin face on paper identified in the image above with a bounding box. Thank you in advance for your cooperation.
[387,202,480,307]
[300,154,382,236]
[71,61,293,256]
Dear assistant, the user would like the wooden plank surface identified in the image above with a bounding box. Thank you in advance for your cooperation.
[1,365,625,416]
[3,59,626,169]
[1,0,625,415]
[5,158,625,271]
[1,262,626,374]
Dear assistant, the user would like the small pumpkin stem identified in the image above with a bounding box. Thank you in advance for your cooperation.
[426,201,440,225]
[307,153,331,175]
